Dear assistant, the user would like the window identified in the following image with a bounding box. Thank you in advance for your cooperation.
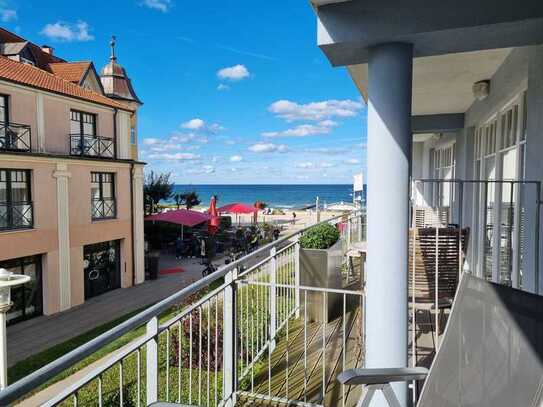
[130,126,136,145]
[0,255,42,324]
[70,110,96,136]
[83,240,120,299]
[0,95,8,124]
[472,91,527,288]
[91,172,116,220]
[432,144,456,208]
[0,169,33,230]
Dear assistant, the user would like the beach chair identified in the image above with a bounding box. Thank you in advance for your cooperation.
[338,273,543,407]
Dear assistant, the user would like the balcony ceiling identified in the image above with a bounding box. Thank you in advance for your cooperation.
[348,48,512,116]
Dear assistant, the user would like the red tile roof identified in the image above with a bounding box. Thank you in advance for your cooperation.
[0,56,133,111]
[49,62,91,83]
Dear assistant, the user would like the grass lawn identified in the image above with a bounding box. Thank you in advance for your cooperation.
[7,254,299,406]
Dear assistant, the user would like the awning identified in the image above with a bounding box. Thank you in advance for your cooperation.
[217,203,258,214]
[145,209,210,227]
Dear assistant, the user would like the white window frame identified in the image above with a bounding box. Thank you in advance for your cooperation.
[472,90,527,288]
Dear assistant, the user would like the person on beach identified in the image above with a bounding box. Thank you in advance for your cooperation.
[292,212,297,224]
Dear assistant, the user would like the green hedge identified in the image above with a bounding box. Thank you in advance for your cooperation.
[299,223,340,250]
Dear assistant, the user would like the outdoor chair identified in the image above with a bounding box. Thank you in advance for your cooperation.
[409,227,469,351]
[338,273,543,407]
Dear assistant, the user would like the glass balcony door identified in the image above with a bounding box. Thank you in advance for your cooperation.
[83,240,121,300]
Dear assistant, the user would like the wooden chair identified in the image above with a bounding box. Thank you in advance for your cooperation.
[409,227,469,355]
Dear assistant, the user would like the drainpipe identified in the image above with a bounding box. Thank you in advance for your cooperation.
[113,108,118,159]
[130,162,136,286]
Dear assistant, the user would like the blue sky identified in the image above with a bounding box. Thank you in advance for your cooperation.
[3,0,367,184]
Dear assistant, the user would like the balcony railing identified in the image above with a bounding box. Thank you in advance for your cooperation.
[0,211,365,406]
[0,201,34,231]
[91,198,117,220]
[0,121,31,152]
[70,134,115,159]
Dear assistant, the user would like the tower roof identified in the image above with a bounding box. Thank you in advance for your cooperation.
[100,36,142,105]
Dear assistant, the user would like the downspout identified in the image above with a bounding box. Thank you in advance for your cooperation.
[113,108,118,159]
[130,162,136,286]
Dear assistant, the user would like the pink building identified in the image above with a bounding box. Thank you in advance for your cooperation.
[0,28,145,323]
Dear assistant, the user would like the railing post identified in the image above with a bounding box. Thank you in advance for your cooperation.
[223,268,238,407]
[294,237,301,319]
[347,217,351,245]
[270,247,277,352]
[146,316,158,405]
[358,212,363,242]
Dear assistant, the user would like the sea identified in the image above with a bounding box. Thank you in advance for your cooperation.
[167,184,357,209]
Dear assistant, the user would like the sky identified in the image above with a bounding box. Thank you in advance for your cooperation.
[1,0,367,184]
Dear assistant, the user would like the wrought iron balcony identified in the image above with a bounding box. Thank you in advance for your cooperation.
[0,201,34,231]
[0,122,32,152]
[91,198,117,220]
[70,134,115,159]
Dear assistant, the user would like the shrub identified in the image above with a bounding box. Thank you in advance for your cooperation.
[299,223,340,250]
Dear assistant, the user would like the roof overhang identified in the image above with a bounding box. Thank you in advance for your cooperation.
[348,48,512,116]
[314,0,543,67]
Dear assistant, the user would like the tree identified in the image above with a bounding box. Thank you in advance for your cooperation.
[144,171,174,214]
[173,193,183,210]
[180,190,201,209]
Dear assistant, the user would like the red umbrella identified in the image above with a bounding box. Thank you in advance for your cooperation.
[208,196,220,235]
[145,209,210,227]
[217,203,258,214]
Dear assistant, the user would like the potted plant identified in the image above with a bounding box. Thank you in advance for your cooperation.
[299,223,343,322]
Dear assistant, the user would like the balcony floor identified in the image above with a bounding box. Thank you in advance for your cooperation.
[236,306,364,407]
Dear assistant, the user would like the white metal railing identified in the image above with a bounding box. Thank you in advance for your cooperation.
[409,178,542,402]
[0,211,365,407]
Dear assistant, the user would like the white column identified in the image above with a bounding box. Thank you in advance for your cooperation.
[132,165,145,284]
[366,42,413,407]
[53,163,72,311]
[35,93,45,153]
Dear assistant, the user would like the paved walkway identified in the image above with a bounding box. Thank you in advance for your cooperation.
[7,254,212,366]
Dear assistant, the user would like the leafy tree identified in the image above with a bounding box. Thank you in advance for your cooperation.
[143,171,174,214]
[173,193,183,210]
[180,190,201,209]
[254,200,267,209]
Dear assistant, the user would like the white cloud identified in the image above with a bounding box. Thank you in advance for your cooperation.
[187,165,215,175]
[181,118,205,130]
[148,152,200,161]
[180,119,223,134]
[217,83,230,91]
[263,120,337,138]
[217,64,250,81]
[0,8,16,22]
[305,147,348,155]
[41,21,94,42]
[140,0,171,12]
[345,158,360,165]
[296,162,314,169]
[143,138,160,145]
[248,143,288,153]
[268,99,363,122]
[230,155,243,162]
[320,162,335,168]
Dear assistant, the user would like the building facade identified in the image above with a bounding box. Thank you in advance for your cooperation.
[310,1,543,405]
[0,28,145,324]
